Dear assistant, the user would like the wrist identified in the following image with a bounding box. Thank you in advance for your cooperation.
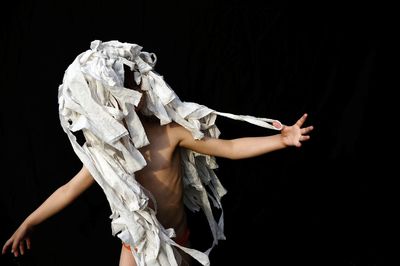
[278,134,289,148]
[23,217,37,228]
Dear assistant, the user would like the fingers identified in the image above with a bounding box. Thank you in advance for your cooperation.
[295,113,308,127]
[301,125,313,135]
[300,135,310,142]
[11,241,19,257]
[2,239,19,257]
[295,135,310,147]
[19,241,25,255]
[26,238,31,250]
[2,227,32,257]
[2,239,11,254]
[11,239,23,257]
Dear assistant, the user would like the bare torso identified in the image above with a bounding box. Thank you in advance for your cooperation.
[134,117,187,239]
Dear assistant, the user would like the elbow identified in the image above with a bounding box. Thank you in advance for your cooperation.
[224,140,241,160]
[59,183,72,199]
[60,182,82,204]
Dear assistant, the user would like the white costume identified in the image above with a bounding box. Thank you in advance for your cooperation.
[58,40,282,265]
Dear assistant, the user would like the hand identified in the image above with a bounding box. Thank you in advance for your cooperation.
[2,222,34,257]
[280,113,314,147]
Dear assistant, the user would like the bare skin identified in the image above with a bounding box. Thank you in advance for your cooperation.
[2,111,313,266]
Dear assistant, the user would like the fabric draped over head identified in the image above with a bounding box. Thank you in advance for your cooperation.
[58,40,282,266]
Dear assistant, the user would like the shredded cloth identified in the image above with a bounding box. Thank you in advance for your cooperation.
[58,40,282,265]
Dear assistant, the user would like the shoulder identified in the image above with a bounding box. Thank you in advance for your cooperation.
[165,122,193,143]
[166,121,186,135]
[166,121,183,131]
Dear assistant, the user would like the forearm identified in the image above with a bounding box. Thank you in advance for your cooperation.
[229,134,286,159]
[24,185,73,227]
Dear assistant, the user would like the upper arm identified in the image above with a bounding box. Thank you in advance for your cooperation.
[170,123,234,159]
[64,165,95,201]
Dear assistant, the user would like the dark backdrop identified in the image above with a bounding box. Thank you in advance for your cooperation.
[1,1,387,266]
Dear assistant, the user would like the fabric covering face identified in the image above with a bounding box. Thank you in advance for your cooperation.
[58,40,282,265]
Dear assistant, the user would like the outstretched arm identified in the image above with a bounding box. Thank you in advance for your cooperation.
[2,165,95,257]
[175,113,313,160]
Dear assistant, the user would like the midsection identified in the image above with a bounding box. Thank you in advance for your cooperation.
[135,147,187,234]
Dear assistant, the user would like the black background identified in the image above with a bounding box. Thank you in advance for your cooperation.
[0,1,389,265]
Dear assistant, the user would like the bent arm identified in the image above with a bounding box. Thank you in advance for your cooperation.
[23,165,95,227]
